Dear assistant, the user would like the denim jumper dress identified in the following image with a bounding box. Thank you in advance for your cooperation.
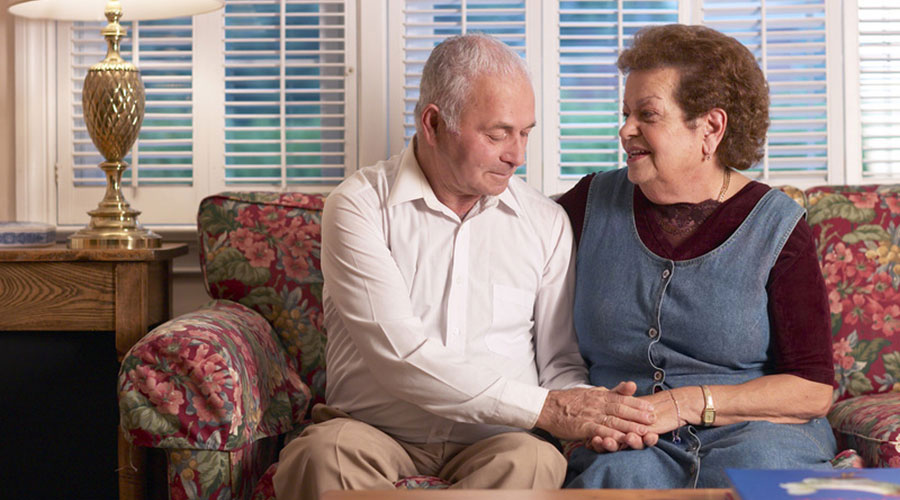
[566,169,836,489]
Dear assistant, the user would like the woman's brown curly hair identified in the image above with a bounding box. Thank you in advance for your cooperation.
[617,24,769,171]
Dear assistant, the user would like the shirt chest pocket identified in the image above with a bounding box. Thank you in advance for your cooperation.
[486,283,536,360]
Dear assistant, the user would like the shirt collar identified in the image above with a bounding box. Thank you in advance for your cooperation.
[386,139,440,210]
[387,136,523,219]
[495,181,523,217]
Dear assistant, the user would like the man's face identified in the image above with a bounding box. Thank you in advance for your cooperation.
[433,74,535,200]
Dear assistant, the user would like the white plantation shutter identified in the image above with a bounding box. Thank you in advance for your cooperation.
[223,0,354,186]
[56,0,356,226]
[555,0,679,181]
[36,2,900,227]
[67,18,196,187]
[701,0,829,178]
[400,0,528,149]
[858,2,900,176]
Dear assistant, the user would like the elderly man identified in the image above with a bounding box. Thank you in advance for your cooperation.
[273,33,657,498]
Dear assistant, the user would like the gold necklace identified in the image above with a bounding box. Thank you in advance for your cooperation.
[716,168,731,203]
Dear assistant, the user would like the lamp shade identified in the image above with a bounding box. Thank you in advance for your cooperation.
[8,0,223,21]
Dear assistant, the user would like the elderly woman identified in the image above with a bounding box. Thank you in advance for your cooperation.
[558,24,837,489]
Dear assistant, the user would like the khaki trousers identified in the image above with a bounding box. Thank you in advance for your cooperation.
[273,404,566,500]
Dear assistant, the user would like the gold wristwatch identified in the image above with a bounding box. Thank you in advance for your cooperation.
[700,385,716,426]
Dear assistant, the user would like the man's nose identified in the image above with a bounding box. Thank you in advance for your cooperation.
[501,135,527,167]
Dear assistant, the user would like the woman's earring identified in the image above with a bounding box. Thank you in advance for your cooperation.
[705,154,711,161]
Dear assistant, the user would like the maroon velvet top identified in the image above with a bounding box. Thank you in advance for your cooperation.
[557,174,834,386]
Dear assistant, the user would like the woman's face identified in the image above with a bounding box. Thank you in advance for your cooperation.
[619,67,708,197]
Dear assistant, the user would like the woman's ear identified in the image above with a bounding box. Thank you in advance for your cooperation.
[704,108,728,155]
[420,104,442,146]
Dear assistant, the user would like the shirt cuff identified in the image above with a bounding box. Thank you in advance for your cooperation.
[494,379,550,430]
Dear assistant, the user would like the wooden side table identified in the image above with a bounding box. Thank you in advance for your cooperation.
[0,243,188,500]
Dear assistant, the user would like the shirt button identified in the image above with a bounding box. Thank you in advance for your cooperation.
[452,328,460,336]
[648,327,659,339]
[653,370,664,381]
[662,269,671,279]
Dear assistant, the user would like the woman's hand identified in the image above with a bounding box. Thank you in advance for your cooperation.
[633,376,833,438]
[638,388,695,436]
[536,381,659,452]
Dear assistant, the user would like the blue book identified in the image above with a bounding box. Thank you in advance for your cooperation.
[727,469,900,499]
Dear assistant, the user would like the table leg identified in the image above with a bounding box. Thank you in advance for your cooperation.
[116,262,150,498]
[119,428,147,500]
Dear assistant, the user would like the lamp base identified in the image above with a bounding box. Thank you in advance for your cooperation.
[67,161,163,250]
[68,227,161,249]
[68,194,161,249]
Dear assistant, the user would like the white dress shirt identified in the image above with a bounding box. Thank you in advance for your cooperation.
[321,143,587,444]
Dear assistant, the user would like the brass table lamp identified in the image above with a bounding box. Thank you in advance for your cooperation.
[9,0,223,249]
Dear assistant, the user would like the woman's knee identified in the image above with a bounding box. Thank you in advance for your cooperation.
[696,419,836,489]
[565,446,684,489]
[705,420,835,468]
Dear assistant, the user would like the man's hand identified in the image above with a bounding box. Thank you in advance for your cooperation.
[535,381,659,453]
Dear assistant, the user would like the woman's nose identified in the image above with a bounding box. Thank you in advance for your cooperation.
[619,117,637,141]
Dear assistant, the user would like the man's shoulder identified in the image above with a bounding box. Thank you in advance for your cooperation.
[329,153,402,202]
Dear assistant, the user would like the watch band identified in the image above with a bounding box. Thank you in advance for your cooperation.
[700,384,716,426]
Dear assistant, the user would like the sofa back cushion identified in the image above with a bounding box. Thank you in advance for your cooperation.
[198,192,327,407]
[806,185,900,402]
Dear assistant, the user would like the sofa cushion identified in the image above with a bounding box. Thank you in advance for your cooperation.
[168,439,279,500]
[830,448,865,469]
[828,392,900,467]
[198,192,327,408]
[119,300,310,449]
[806,185,900,402]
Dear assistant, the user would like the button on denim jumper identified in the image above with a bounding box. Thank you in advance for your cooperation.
[566,169,836,489]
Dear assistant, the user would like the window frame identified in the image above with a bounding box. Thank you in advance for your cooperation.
[15,1,368,231]
[12,0,879,229]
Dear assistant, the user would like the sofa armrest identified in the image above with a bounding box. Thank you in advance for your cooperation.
[118,299,311,451]
[828,392,900,467]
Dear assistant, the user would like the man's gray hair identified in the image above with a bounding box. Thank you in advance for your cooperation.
[414,33,530,135]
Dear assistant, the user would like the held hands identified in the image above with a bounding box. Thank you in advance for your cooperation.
[536,381,659,453]
[637,387,695,436]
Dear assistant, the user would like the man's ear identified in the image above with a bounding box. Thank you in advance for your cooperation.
[703,108,727,156]
[420,104,442,146]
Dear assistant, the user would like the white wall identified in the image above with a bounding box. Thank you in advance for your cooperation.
[0,7,15,221]
[166,235,212,318]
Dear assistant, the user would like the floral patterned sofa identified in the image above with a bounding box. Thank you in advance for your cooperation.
[805,185,900,468]
[118,186,899,500]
